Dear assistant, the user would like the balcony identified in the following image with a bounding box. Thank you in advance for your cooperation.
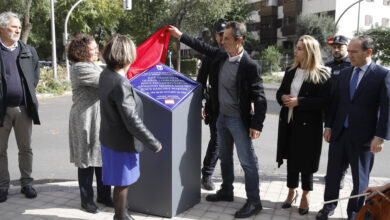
[260,6,278,17]
[283,0,302,15]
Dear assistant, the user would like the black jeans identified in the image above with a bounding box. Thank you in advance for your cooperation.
[78,167,111,203]
[201,116,218,178]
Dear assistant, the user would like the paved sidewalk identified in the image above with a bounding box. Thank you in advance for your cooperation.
[1,174,389,220]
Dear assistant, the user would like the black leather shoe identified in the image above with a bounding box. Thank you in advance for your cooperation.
[0,189,8,203]
[21,185,37,198]
[234,201,262,218]
[81,201,98,214]
[97,196,114,207]
[205,189,233,202]
[201,176,215,191]
[113,213,134,220]
[316,208,334,220]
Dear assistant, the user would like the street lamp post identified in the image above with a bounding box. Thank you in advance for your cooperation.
[64,0,132,80]
[334,0,363,34]
[64,0,86,81]
[50,0,57,79]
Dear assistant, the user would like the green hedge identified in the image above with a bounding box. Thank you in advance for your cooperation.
[180,58,197,76]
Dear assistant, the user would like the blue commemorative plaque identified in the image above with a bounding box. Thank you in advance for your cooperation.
[127,63,202,218]
[129,63,200,111]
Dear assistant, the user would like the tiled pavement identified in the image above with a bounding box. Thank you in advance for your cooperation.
[1,174,389,220]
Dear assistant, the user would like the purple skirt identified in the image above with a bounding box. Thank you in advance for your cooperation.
[101,145,140,186]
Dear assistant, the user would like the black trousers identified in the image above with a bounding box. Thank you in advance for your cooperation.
[78,167,111,203]
[201,116,219,177]
[287,161,314,191]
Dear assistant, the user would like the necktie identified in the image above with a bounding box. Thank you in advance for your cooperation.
[344,67,361,127]
[349,67,361,100]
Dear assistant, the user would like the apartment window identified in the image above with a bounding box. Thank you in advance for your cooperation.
[365,15,373,26]
[261,0,268,7]
[285,16,295,25]
[383,18,390,27]
[384,0,390,5]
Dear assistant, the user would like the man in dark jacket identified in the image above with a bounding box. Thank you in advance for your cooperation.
[324,35,351,189]
[318,36,390,220]
[325,35,351,97]
[0,12,40,203]
[168,21,267,218]
[197,23,225,191]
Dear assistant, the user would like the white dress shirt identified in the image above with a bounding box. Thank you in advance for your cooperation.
[288,68,305,122]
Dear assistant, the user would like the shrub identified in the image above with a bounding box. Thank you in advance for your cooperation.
[260,46,283,75]
[36,65,71,95]
[180,58,198,76]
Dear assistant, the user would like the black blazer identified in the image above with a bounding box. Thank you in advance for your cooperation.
[326,63,390,144]
[276,67,330,172]
[0,40,40,126]
[180,34,267,131]
[98,68,161,153]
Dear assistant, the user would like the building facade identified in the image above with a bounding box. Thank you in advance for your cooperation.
[249,0,390,49]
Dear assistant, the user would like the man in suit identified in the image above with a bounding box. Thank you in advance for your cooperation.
[324,35,351,189]
[168,21,267,218]
[317,36,390,220]
[197,23,225,191]
[0,12,40,203]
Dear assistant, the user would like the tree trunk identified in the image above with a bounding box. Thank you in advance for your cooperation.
[21,0,33,44]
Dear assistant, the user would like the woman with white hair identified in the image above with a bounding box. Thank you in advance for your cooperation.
[276,35,331,215]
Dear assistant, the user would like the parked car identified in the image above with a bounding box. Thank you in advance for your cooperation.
[39,61,52,69]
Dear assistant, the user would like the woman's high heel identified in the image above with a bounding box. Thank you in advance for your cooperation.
[281,190,298,209]
[298,207,309,215]
[298,193,309,215]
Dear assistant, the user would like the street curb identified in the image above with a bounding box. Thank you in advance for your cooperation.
[36,91,72,100]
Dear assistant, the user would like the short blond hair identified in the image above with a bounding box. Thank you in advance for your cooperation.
[289,35,330,84]
[102,34,136,70]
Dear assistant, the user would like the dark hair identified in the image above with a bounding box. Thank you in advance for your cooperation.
[102,34,136,70]
[67,34,95,62]
[225,21,246,41]
[354,35,375,51]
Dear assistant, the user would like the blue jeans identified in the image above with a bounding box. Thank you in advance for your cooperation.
[217,114,260,204]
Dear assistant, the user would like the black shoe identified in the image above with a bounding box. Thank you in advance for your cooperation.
[0,189,8,203]
[81,201,98,214]
[281,190,298,209]
[316,208,334,220]
[234,201,263,218]
[97,196,114,207]
[201,176,215,191]
[113,214,134,220]
[298,207,309,215]
[205,189,233,202]
[21,185,37,198]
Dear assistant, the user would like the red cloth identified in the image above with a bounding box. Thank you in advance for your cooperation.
[127,25,171,79]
